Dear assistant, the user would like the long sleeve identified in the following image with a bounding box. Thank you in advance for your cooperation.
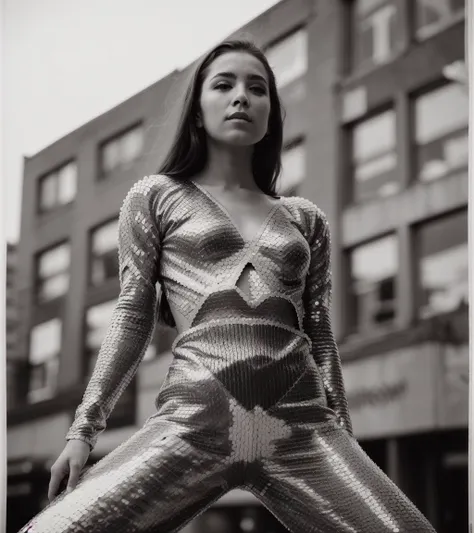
[66,178,161,450]
[302,206,353,437]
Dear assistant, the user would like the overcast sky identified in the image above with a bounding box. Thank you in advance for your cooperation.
[3,0,281,243]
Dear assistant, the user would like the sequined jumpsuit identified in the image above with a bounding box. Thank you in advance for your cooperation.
[20,175,435,533]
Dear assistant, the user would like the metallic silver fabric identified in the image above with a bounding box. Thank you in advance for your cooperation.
[19,175,435,532]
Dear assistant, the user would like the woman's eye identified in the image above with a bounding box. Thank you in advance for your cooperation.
[251,86,267,95]
[215,83,231,91]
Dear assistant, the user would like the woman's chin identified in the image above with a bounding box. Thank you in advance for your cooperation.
[217,132,262,147]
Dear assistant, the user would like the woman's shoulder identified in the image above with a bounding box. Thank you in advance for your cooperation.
[124,174,175,197]
[118,175,177,230]
[121,174,181,209]
[281,195,328,229]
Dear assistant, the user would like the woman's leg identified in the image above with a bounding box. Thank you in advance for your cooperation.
[18,416,228,533]
[248,422,436,533]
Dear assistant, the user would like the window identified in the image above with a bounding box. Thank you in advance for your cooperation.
[349,234,398,334]
[351,110,398,203]
[351,0,403,72]
[277,141,306,196]
[266,28,307,88]
[415,0,465,39]
[90,219,119,286]
[36,243,70,304]
[38,161,77,212]
[414,83,468,183]
[28,318,61,403]
[84,300,155,426]
[100,125,144,175]
[418,211,468,318]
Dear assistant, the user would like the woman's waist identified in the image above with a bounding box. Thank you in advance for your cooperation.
[171,317,311,356]
[171,290,302,333]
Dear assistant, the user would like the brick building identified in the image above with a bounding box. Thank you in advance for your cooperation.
[7,1,468,532]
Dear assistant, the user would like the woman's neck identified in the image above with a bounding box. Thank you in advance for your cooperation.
[194,142,259,192]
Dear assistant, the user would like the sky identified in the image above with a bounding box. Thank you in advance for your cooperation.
[3,0,281,243]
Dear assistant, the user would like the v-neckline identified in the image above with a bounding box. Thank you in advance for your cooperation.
[190,180,283,247]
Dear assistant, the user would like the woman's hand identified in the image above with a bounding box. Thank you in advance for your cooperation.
[48,440,90,502]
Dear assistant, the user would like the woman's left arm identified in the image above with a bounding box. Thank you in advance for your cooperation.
[302,206,354,437]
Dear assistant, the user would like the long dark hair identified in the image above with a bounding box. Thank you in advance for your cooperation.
[155,39,285,328]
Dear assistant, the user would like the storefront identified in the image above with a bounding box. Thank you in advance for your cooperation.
[343,341,468,532]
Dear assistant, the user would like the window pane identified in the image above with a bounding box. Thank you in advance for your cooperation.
[355,152,396,182]
[278,143,306,196]
[28,359,59,402]
[419,211,468,318]
[121,127,144,163]
[101,140,121,174]
[91,250,119,286]
[91,219,119,285]
[38,274,69,302]
[416,0,465,38]
[352,0,401,71]
[266,29,308,88]
[101,126,143,175]
[29,365,48,394]
[38,244,70,278]
[37,244,70,302]
[57,162,77,204]
[354,110,396,160]
[416,84,468,144]
[92,219,118,254]
[352,110,398,202]
[350,235,398,333]
[29,318,62,364]
[39,174,57,210]
[415,84,468,182]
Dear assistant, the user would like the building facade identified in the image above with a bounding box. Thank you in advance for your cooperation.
[6,242,19,409]
[7,1,468,532]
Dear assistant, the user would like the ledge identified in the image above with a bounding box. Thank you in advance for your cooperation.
[340,307,468,362]
[7,385,84,427]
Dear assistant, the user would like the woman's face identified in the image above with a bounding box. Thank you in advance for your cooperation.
[199,51,271,147]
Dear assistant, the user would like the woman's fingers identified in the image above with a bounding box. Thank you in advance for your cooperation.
[66,460,83,493]
[47,441,90,502]
[48,464,66,502]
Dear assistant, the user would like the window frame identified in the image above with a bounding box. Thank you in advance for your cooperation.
[37,160,77,214]
[411,79,469,185]
[27,318,62,404]
[264,26,308,89]
[97,122,144,179]
[348,105,399,204]
[346,232,400,338]
[414,209,468,319]
[35,241,71,305]
[89,216,120,287]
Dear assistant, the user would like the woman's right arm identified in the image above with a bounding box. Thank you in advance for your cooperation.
[65,177,162,451]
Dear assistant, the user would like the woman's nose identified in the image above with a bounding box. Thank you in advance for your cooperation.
[232,87,249,107]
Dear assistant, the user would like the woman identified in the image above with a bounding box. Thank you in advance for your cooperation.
[20,40,436,533]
